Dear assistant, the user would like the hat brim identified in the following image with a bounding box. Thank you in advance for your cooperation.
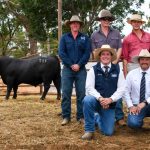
[127,19,145,24]
[132,55,150,63]
[65,20,84,27]
[95,16,115,21]
[93,48,117,62]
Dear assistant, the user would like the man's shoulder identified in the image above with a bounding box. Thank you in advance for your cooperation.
[127,68,139,77]
[123,33,133,41]
[91,30,99,37]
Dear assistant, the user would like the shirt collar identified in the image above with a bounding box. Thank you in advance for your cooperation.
[101,63,111,69]
[139,67,150,75]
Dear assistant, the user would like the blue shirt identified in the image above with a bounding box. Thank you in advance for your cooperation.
[58,32,91,68]
[91,27,122,51]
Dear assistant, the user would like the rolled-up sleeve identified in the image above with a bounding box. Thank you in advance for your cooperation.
[110,69,126,102]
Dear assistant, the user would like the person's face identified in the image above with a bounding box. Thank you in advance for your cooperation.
[131,20,143,30]
[100,50,112,65]
[70,22,80,32]
[100,17,112,27]
[139,57,150,71]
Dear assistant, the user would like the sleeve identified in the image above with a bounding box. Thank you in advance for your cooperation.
[58,35,72,67]
[110,68,126,102]
[123,73,134,108]
[122,37,129,61]
[86,67,101,99]
[91,32,97,51]
[117,31,122,49]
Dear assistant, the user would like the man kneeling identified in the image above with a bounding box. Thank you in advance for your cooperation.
[124,49,150,129]
[81,45,125,140]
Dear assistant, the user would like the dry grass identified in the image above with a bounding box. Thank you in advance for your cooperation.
[0,95,150,150]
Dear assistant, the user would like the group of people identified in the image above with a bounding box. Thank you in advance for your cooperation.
[58,9,150,140]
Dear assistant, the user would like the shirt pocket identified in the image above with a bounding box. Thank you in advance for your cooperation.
[94,39,104,48]
[109,37,119,49]
[78,39,86,50]
[65,40,73,50]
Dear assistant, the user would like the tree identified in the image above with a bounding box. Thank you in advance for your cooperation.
[62,0,145,35]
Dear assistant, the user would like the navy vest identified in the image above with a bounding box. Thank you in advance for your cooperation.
[93,62,120,108]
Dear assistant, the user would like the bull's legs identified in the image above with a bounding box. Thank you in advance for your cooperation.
[40,83,50,100]
[13,85,18,99]
[53,76,61,100]
[5,85,13,100]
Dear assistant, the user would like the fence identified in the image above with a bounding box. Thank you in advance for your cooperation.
[0,61,123,96]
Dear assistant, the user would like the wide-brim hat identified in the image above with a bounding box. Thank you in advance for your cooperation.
[132,49,150,63]
[93,44,117,61]
[65,15,84,26]
[96,9,115,21]
[127,14,145,24]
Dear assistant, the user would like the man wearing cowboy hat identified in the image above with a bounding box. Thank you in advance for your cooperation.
[122,14,150,77]
[81,45,125,140]
[58,15,91,125]
[124,49,150,129]
[91,9,126,126]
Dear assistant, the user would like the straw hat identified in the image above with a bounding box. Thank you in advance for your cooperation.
[96,9,115,21]
[127,14,145,24]
[132,49,150,63]
[93,45,117,61]
[65,15,84,26]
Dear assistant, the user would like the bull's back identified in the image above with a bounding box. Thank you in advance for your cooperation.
[0,56,61,86]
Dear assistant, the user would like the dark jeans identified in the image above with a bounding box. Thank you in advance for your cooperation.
[61,66,86,120]
[83,96,115,136]
[127,104,150,129]
[115,98,124,121]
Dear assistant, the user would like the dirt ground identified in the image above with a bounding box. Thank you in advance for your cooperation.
[0,95,150,150]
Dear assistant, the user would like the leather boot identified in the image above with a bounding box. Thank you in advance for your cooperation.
[81,132,94,140]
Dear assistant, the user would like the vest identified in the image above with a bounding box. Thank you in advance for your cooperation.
[93,62,120,108]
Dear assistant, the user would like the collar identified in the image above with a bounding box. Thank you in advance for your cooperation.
[139,67,150,75]
[131,29,145,35]
[101,63,111,69]
[68,32,82,37]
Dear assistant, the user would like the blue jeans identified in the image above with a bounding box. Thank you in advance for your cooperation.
[61,66,86,120]
[127,104,150,129]
[115,98,124,121]
[83,95,115,136]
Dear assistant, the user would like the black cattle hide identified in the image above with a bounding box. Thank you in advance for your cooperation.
[0,56,61,100]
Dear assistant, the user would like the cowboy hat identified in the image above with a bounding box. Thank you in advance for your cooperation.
[127,14,145,24]
[132,49,150,63]
[65,15,84,26]
[93,44,117,61]
[96,9,115,21]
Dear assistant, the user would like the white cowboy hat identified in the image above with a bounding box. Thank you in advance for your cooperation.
[65,15,84,26]
[132,49,150,63]
[127,14,146,24]
[93,44,117,61]
[96,9,115,21]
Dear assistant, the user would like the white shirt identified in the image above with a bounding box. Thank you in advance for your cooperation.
[86,63,126,102]
[124,67,150,108]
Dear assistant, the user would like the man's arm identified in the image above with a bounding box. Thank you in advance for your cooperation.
[86,67,102,99]
[110,69,126,102]
[123,59,128,78]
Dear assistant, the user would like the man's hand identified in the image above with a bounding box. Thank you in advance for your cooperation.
[129,106,139,115]
[137,102,146,113]
[71,64,80,72]
[99,97,112,109]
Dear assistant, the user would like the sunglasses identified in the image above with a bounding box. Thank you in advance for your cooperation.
[101,17,112,21]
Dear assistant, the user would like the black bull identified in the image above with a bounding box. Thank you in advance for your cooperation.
[0,56,61,100]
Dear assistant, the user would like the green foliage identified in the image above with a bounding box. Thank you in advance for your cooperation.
[19,0,57,41]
